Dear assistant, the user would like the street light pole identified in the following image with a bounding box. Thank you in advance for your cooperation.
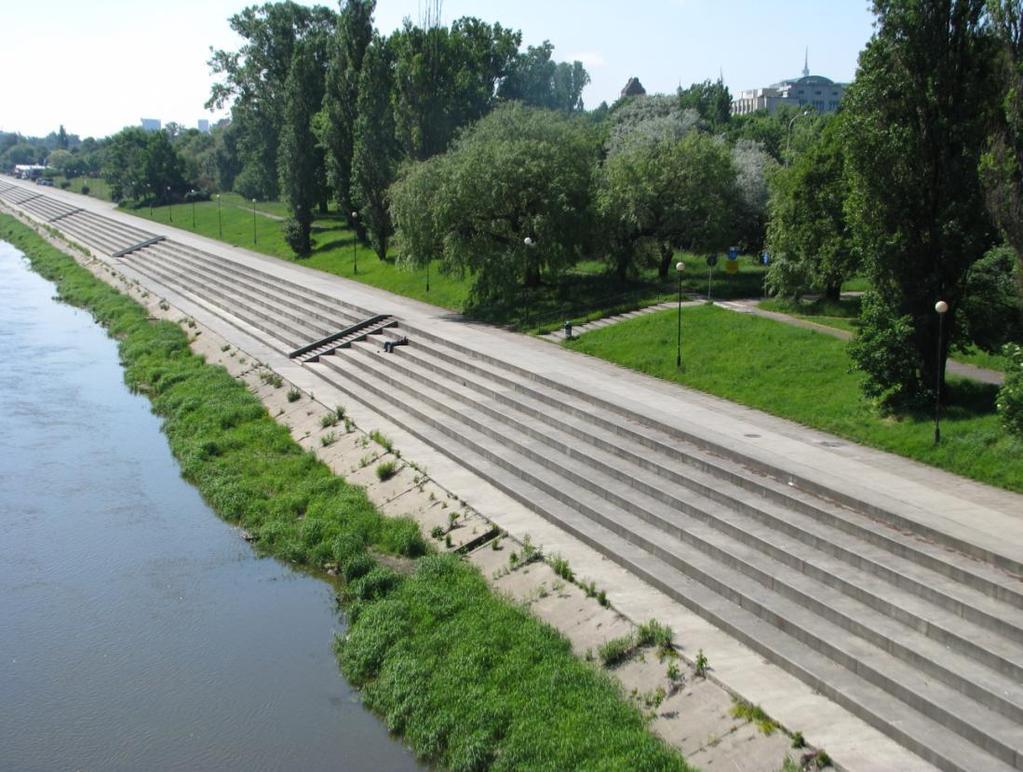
[190,189,196,229]
[524,236,536,331]
[426,259,430,293]
[934,300,949,444]
[351,211,359,275]
[216,194,222,239]
[167,186,173,223]
[785,108,813,164]
[252,198,257,245]
[676,261,686,368]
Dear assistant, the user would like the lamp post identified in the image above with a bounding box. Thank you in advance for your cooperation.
[216,194,222,239]
[524,236,536,331]
[785,108,813,163]
[934,300,949,444]
[252,198,257,245]
[189,189,196,229]
[425,259,430,293]
[351,210,359,275]
[167,186,173,223]
[676,260,686,368]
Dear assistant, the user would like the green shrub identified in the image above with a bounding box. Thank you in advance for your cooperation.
[287,387,301,402]
[380,517,427,558]
[996,342,1023,439]
[550,554,574,582]
[376,460,398,481]
[636,619,673,652]
[597,634,635,667]
[81,184,90,195]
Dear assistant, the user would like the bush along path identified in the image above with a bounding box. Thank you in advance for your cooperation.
[0,212,694,771]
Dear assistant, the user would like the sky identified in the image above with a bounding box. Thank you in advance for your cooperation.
[0,0,877,140]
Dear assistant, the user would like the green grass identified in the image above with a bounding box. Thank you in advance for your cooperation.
[566,305,1023,492]
[2,212,688,772]
[759,297,1009,371]
[122,198,767,331]
[51,175,113,201]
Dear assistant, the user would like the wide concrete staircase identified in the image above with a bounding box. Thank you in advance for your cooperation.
[5,185,1023,772]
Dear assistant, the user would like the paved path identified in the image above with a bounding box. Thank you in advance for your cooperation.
[6,178,1023,771]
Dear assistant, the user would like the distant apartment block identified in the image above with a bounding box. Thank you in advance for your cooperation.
[197,119,210,133]
[140,118,162,132]
[731,54,848,116]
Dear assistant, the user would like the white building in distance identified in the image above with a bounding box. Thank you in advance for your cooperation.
[731,53,848,116]
[197,119,210,133]
[140,118,161,132]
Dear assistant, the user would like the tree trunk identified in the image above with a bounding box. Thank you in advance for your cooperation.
[824,282,842,302]
[657,242,673,279]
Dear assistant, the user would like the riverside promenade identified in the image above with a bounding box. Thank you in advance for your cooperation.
[4,178,1023,772]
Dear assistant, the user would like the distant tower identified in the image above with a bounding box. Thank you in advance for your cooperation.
[802,48,810,78]
[620,77,647,98]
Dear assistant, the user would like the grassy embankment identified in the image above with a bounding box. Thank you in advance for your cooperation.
[125,197,766,331]
[0,212,689,771]
[49,175,114,201]
[759,297,1009,372]
[566,304,1023,492]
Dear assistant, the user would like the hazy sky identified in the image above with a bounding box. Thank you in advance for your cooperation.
[0,0,876,139]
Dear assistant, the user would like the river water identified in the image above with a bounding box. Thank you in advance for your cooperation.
[0,241,418,771]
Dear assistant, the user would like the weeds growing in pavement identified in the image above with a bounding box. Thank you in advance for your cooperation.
[598,634,636,667]
[375,460,398,482]
[287,387,301,403]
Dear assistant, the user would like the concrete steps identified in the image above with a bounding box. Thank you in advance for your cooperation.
[8,187,1023,770]
[312,341,1020,771]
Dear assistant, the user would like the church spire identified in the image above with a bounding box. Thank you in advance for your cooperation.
[802,47,810,77]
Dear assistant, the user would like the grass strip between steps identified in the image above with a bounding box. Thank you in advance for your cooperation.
[0,213,689,772]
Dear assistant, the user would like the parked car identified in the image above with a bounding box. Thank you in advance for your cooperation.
[36,178,54,186]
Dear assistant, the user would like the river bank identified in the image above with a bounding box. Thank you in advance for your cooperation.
[0,238,419,770]
[0,213,693,769]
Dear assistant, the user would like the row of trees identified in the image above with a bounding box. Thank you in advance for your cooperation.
[206,0,593,253]
[765,0,1023,418]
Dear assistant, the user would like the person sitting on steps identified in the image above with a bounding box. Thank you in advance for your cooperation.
[383,336,408,353]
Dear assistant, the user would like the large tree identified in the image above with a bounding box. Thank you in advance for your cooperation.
[279,42,323,255]
[983,1,1023,277]
[207,1,336,200]
[390,103,597,304]
[599,132,738,279]
[351,34,401,260]
[318,0,375,232]
[843,0,999,406]
[497,42,590,111]
[678,79,732,131]
[765,116,855,300]
[390,17,520,161]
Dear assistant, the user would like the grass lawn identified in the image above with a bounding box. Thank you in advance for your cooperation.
[52,175,114,201]
[122,199,768,330]
[566,304,1023,492]
[759,297,1009,372]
